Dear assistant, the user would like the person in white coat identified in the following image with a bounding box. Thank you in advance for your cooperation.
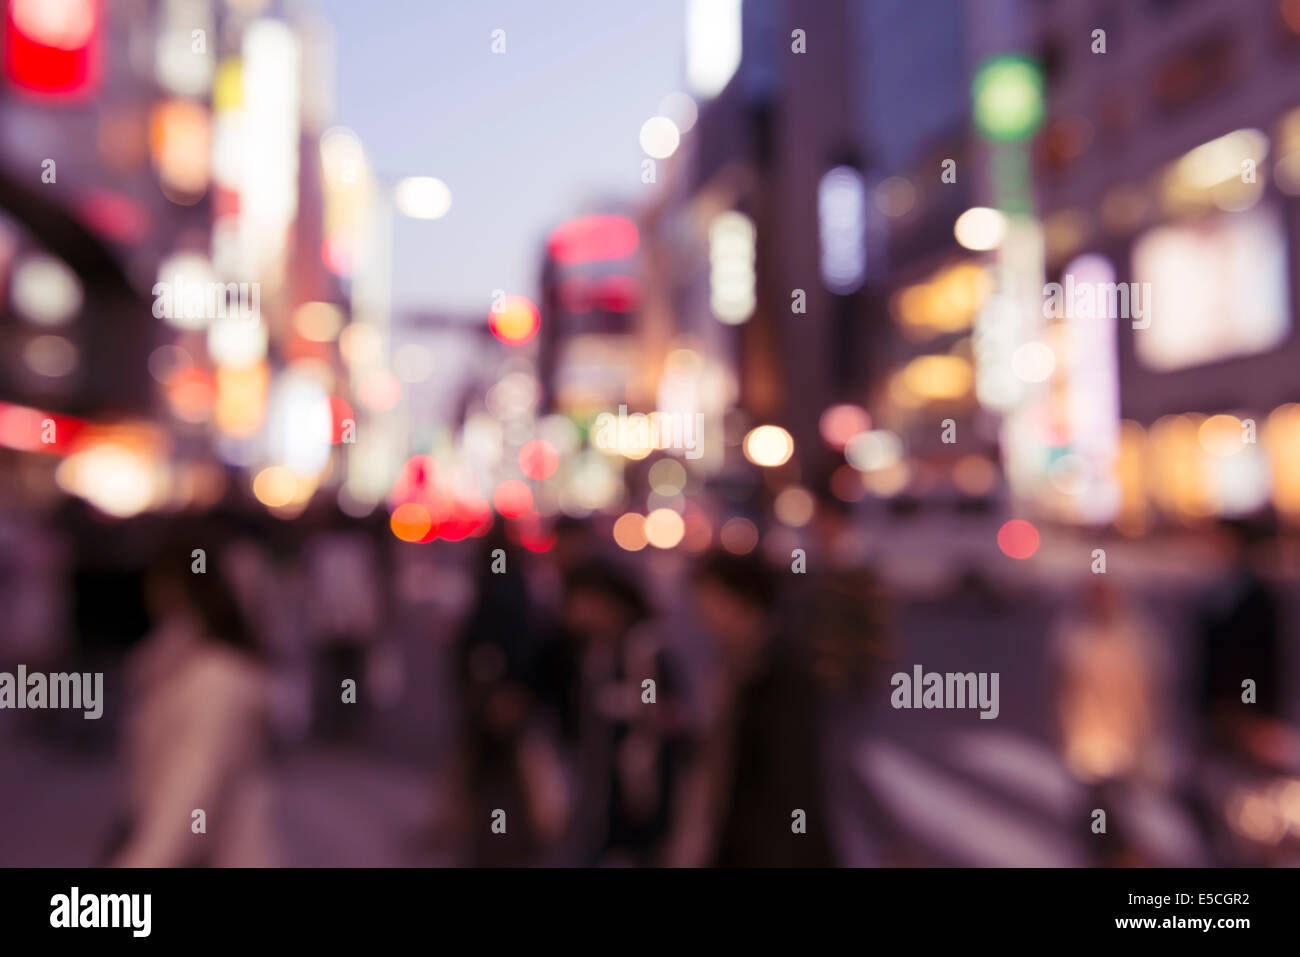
[112,529,277,868]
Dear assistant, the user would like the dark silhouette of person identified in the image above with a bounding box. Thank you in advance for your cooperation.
[447,525,542,865]
[1196,517,1287,760]
[692,552,836,867]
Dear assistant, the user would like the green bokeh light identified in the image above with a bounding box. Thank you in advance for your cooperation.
[972,55,1044,143]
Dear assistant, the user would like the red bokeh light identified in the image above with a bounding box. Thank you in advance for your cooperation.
[518,439,559,481]
[819,404,871,451]
[546,215,639,266]
[458,497,494,539]
[326,396,354,444]
[997,519,1040,560]
[0,401,85,454]
[558,274,641,314]
[518,520,556,553]
[390,455,437,506]
[4,0,100,99]
[591,274,640,312]
[77,190,151,244]
[493,479,533,518]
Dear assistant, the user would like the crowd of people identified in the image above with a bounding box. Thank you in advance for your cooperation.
[1,488,1297,867]
[436,516,889,866]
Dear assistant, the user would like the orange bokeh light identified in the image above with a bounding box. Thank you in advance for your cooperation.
[390,502,432,542]
[612,512,648,552]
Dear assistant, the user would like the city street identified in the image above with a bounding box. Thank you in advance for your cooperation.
[3,0,1300,881]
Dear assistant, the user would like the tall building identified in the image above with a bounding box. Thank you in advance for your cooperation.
[1023,0,1300,529]
[671,0,865,483]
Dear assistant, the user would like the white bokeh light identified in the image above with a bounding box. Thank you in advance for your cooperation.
[639,116,681,159]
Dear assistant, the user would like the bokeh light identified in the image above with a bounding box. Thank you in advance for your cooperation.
[1199,414,1246,457]
[719,516,759,554]
[1011,341,1056,384]
[293,301,344,342]
[253,465,299,509]
[954,206,1007,251]
[648,458,687,495]
[972,54,1044,143]
[207,316,268,368]
[819,404,871,450]
[11,254,82,326]
[493,479,534,518]
[326,396,355,444]
[23,335,78,377]
[339,322,382,367]
[394,176,452,220]
[743,425,794,468]
[863,461,911,497]
[997,519,1040,560]
[519,438,560,480]
[846,429,903,472]
[773,486,815,527]
[56,436,166,519]
[154,253,219,331]
[613,512,648,551]
[358,369,401,411]
[390,502,433,542]
[952,455,999,496]
[489,295,541,346]
[644,507,685,548]
[639,115,681,158]
[831,464,867,502]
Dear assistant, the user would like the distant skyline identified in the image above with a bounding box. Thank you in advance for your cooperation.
[318,0,687,318]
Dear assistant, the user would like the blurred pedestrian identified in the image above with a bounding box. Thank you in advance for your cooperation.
[306,503,384,741]
[442,525,565,865]
[1195,517,1296,766]
[673,551,836,867]
[550,559,686,866]
[1053,580,1165,785]
[1051,580,1166,866]
[1188,516,1300,863]
[110,523,277,868]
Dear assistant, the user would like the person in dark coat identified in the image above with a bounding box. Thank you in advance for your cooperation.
[689,552,836,867]
[546,560,687,866]
[446,527,543,865]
